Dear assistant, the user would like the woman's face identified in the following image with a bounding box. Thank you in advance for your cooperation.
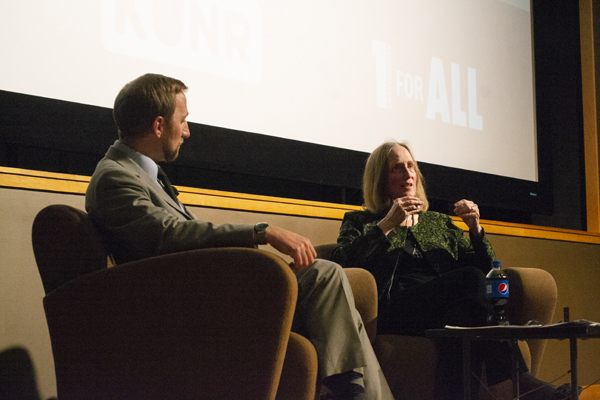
[386,145,417,200]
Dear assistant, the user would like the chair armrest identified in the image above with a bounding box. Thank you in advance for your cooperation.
[504,267,558,326]
[44,247,297,400]
[504,267,558,376]
[276,332,318,400]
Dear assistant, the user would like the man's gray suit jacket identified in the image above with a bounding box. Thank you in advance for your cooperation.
[85,145,255,264]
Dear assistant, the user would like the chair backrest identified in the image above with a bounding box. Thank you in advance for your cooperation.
[315,243,379,341]
[315,243,336,261]
[32,204,108,294]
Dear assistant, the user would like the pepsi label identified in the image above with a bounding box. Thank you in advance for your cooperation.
[486,280,509,298]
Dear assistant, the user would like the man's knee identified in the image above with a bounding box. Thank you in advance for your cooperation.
[297,258,343,279]
[312,258,344,275]
[295,259,348,293]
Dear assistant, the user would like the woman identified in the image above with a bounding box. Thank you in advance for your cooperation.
[331,140,557,399]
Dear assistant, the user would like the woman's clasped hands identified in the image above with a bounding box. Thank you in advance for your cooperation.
[378,196,424,235]
[454,199,483,237]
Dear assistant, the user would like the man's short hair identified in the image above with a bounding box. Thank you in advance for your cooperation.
[113,73,188,140]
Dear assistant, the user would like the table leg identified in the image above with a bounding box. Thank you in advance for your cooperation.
[570,337,578,400]
[463,337,471,400]
[511,340,520,399]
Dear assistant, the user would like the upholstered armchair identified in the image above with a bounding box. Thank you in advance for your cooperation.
[315,243,559,400]
[32,205,558,399]
[32,204,318,400]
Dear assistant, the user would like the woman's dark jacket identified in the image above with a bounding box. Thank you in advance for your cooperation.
[331,210,496,299]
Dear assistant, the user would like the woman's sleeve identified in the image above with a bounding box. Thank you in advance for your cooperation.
[330,211,393,271]
[451,217,496,272]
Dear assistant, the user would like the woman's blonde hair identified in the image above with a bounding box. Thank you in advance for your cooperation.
[362,140,429,214]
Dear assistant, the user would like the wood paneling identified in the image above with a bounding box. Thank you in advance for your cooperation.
[2,166,600,244]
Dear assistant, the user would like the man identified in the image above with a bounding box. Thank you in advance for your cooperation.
[85,73,393,400]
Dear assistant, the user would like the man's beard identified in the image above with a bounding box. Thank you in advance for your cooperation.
[164,145,179,162]
[161,126,180,162]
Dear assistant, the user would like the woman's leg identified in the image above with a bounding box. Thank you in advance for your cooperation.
[380,267,527,397]
[379,267,489,335]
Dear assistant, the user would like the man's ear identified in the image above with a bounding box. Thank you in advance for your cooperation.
[152,116,165,138]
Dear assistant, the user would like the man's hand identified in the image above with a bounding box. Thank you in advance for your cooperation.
[265,225,317,270]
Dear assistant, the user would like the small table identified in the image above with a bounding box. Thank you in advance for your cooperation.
[426,321,600,400]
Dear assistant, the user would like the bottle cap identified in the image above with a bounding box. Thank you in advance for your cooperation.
[492,260,501,269]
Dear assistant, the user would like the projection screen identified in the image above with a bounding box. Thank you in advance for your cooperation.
[0,0,536,181]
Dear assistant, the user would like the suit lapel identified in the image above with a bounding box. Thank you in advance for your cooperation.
[105,146,194,220]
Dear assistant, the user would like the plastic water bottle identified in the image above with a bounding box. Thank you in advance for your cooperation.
[486,260,509,325]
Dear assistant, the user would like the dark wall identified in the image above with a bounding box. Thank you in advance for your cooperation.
[530,0,586,229]
[0,0,588,230]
